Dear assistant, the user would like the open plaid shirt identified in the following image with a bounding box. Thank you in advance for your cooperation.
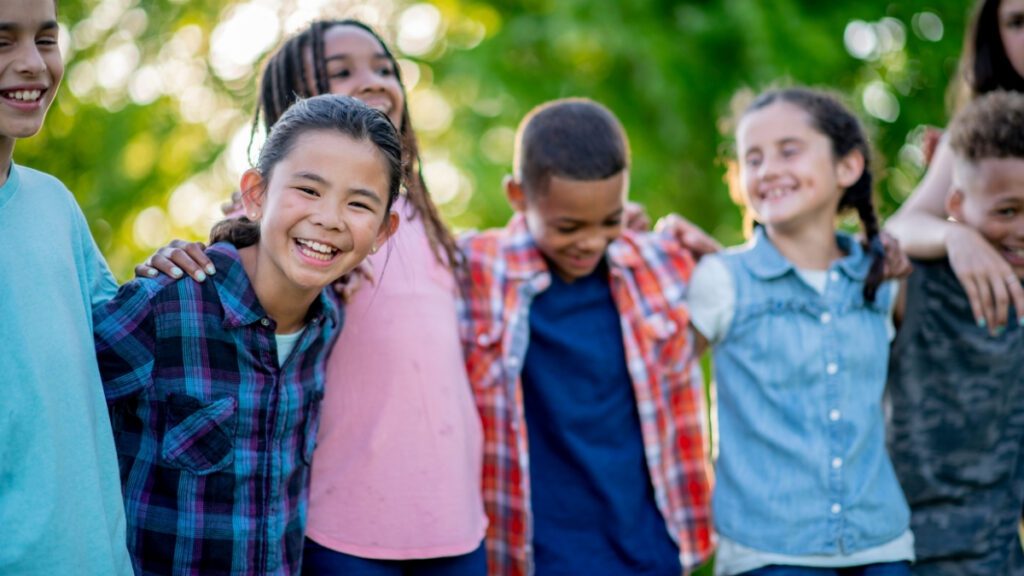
[94,242,341,576]
[457,215,714,576]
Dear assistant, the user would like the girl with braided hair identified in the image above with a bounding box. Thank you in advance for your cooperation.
[688,87,913,576]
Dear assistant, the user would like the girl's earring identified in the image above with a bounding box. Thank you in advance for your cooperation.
[371,244,379,254]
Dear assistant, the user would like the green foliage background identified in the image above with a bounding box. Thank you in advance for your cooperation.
[27,0,971,280]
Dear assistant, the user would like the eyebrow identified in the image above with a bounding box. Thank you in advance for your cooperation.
[0,20,59,33]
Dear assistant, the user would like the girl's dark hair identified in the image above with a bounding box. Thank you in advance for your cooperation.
[951,0,1024,111]
[252,19,460,267]
[744,88,886,303]
[211,94,402,247]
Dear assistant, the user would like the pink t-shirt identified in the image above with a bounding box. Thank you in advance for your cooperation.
[305,197,486,559]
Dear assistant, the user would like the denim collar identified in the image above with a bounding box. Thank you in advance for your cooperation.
[740,225,870,281]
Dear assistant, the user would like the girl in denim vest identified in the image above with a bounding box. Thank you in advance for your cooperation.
[688,87,913,576]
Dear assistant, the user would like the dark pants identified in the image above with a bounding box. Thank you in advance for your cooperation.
[301,538,487,576]
[740,562,912,576]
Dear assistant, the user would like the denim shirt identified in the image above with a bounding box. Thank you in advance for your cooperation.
[712,227,909,555]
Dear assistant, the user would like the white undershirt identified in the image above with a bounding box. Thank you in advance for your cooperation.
[275,328,305,367]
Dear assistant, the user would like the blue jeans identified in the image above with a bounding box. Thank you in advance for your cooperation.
[739,562,912,576]
[301,538,487,576]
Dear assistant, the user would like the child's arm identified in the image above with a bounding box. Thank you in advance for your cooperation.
[71,197,119,306]
[93,281,159,401]
[687,255,733,353]
[135,240,214,282]
[654,213,722,261]
[886,137,1024,330]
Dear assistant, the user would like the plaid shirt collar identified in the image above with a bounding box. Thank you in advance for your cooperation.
[207,243,340,331]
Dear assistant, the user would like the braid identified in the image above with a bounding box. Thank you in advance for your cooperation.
[840,169,885,303]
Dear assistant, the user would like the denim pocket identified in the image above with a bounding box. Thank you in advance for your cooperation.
[160,394,237,475]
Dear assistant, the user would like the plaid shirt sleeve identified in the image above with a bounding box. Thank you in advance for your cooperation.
[93,278,162,401]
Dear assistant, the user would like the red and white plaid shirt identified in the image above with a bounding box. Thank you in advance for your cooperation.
[457,215,714,576]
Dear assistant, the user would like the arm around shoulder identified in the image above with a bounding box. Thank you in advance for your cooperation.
[885,137,959,259]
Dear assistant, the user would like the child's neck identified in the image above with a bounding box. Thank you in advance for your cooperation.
[0,142,14,188]
[764,220,844,271]
[238,245,318,334]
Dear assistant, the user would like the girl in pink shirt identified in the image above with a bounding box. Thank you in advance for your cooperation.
[265,21,486,574]
[145,19,486,575]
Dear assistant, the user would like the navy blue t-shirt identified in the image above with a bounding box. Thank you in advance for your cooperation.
[521,262,681,576]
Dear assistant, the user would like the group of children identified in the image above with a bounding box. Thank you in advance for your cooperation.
[2,0,1023,575]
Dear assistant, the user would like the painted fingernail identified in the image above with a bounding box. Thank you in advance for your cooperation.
[993,325,1006,337]
[195,271,207,282]
[171,267,183,278]
[1019,316,1024,327]
[146,268,158,277]
[206,264,217,275]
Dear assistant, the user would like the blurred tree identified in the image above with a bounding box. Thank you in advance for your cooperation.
[26,0,970,279]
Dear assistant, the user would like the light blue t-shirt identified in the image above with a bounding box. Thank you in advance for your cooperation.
[0,164,133,575]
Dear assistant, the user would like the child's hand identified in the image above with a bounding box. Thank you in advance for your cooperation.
[945,224,1024,333]
[135,240,215,283]
[332,259,375,302]
[879,232,912,280]
[624,201,651,232]
[654,213,722,260]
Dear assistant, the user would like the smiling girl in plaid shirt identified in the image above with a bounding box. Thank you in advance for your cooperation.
[93,95,400,575]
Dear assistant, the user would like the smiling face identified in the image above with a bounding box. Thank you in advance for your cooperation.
[242,130,396,298]
[510,172,627,283]
[1000,0,1024,79]
[0,0,62,143]
[305,25,405,130]
[737,101,861,234]
[950,156,1024,277]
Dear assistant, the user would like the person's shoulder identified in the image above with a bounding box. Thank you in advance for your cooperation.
[458,225,513,267]
[14,164,74,201]
[614,229,697,275]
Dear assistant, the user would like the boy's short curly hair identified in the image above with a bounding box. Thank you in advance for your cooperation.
[948,90,1024,162]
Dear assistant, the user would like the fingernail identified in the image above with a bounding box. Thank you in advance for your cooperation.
[1019,316,1024,327]
[195,271,207,282]
[993,325,1006,337]
[146,268,158,278]
[206,264,217,275]
[171,267,183,278]
[977,317,987,328]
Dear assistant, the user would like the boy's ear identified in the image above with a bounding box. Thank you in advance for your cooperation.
[239,169,267,220]
[946,187,966,222]
[504,175,527,213]
[836,149,866,189]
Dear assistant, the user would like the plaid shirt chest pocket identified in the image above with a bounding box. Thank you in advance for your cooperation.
[160,393,238,475]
